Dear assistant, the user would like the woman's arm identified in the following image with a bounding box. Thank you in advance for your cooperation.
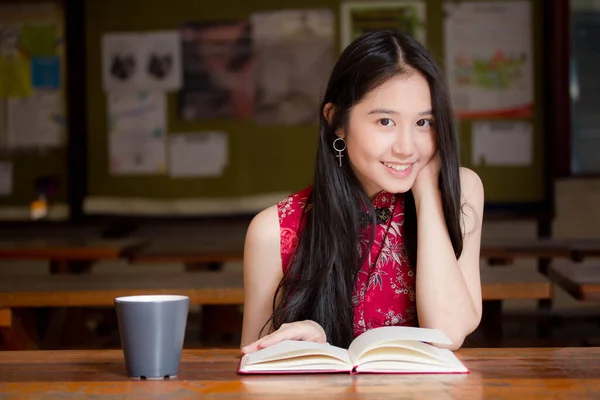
[413,165,484,350]
[240,205,327,354]
[240,205,284,348]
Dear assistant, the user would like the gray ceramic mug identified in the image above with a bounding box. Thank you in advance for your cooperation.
[115,294,189,379]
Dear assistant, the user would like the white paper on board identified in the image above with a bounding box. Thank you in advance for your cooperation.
[472,121,532,166]
[168,131,228,178]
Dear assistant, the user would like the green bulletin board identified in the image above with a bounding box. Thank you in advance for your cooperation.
[85,0,545,214]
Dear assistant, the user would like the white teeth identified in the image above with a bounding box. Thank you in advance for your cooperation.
[384,163,410,171]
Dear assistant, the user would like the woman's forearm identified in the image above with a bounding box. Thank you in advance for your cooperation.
[414,187,479,349]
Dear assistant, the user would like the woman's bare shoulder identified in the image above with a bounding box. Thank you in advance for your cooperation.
[459,167,484,234]
[244,204,282,275]
[246,205,280,245]
[459,167,484,198]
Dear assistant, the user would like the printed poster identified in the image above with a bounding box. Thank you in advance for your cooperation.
[251,9,334,125]
[444,1,533,118]
[102,31,182,93]
[178,21,254,120]
[341,1,427,49]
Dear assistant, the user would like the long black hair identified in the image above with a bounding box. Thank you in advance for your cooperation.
[268,30,463,348]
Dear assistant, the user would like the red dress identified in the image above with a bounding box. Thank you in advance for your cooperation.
[277,186,417,338]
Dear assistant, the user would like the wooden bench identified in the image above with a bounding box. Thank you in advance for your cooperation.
[480,267,553,300]
[548,261,600,302]
[480,238,573,264]
[126,233,600,270]
[0,238,146,262]
[0,272,244,350]
[0,238,146,273]
[0,267,551,350]
[480,237,600,265]
[0,272,244,307]
[478,267,553,343]
[124,222,248,271]
[568,240,600,261]
[126,238,245,265]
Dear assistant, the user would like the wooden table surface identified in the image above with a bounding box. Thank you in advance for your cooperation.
[0,348,599,399]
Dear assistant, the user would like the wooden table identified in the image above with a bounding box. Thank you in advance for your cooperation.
[0,348,599,399]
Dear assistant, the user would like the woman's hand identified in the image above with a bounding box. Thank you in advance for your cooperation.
[412,153,440,202]
[241,320,326,354]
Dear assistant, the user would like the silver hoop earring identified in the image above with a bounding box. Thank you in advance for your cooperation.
[332,137,346,167]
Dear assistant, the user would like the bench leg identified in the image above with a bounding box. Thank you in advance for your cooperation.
[536,299,554,339]
[184,262,223,272]
[0,309,39,350]
[481,300,503,346]
[536,257,554,340]
[201,305,242,346]
[50,260,93,274]
[487,257,514,266]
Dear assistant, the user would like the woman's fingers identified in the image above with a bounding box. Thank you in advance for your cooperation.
[260,321,322,347]
[241,332,273,354]
[241,320,327,354]
[257,326,296,348]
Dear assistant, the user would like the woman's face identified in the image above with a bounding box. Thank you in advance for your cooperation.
[340,71,437,198]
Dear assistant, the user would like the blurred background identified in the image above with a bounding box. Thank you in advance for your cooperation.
[0,0,598,351]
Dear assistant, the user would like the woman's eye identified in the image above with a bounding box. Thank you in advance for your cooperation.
[417,119,433,127]
[379,118,394,127]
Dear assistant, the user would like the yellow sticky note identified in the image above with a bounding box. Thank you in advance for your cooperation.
[20,24,57,57]
[0,51,33,98]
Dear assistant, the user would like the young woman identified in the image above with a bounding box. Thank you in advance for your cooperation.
[241,30,484,353]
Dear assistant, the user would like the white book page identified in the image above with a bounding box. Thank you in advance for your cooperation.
[354,341,466,371]
[355,356,468,374]
[242,340,351,367]
[240,355,351,372]
[348,327,453,363]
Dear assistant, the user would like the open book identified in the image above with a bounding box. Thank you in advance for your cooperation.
[238,326,468,375]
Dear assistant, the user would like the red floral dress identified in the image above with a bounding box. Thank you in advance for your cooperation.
[277,186,417,338]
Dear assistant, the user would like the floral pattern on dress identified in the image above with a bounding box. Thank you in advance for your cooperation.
[278,187,417,338]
